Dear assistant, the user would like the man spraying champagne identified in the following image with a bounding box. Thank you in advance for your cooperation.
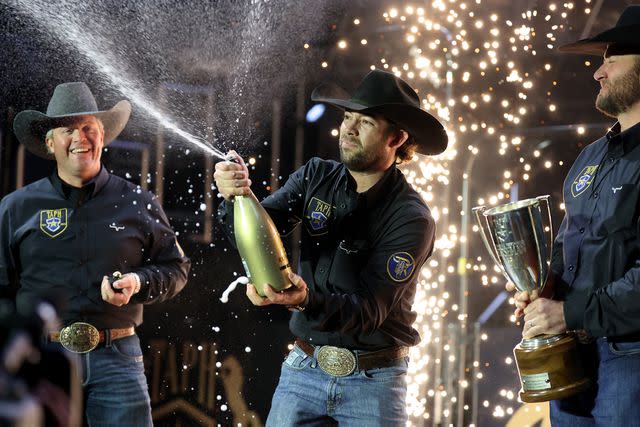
[214,69,447,426]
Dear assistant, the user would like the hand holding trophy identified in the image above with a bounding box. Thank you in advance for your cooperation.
[474,196,590,402]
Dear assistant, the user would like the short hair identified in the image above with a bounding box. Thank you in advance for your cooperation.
[384,120,417,164]
[45,116,104,141]
[395,134,418,164]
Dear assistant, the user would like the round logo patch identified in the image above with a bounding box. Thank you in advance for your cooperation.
[386,252,415,282]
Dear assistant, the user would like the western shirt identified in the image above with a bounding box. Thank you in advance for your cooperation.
[219,157,435,350]
[554,121,640,338]
[0,167,191,329]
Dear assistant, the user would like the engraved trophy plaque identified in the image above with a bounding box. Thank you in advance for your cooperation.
[474,196,590,402]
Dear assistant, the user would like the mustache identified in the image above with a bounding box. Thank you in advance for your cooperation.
[340,136,361,146]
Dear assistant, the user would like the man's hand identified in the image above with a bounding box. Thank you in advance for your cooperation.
[522,298,567,339]
[506,281,540,318]
[213,150,252,201]
[101,274,138,306]
[506,274,555,318]
[246,272,308,310]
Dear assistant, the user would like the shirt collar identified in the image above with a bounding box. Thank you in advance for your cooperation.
[50,165,109,200]
[606,121,640,154]
[355,165,398,208]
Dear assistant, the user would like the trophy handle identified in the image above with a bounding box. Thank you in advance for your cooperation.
[473,206,508,278]
[534,195,554,290]
[535,195,553,241]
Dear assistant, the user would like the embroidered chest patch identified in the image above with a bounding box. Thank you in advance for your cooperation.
[40,208,68,238]
[571,165,599,197]
[387,252,415,282]
[306,197,334,235]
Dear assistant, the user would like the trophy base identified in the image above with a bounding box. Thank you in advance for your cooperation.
[514,333,591,403]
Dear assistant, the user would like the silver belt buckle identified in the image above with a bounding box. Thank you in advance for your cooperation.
[59,322,100,353]
[317,345,356,377]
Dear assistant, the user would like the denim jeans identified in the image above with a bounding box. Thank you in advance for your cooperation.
[266,344,409,427]
[550,337,640,426]
[77,334,152,427]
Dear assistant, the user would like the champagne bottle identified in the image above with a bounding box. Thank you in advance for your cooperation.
[233,193,292,296]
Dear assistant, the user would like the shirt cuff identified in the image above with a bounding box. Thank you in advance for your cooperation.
[303,289,323,317]
[563,288,591,331]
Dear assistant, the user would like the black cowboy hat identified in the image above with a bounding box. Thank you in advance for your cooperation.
[13,82,131,159]
[559,5,640,55]
[311,69,448,155]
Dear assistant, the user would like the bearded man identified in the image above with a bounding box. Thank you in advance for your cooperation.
[214,69,447,426]
[506,6,640,425]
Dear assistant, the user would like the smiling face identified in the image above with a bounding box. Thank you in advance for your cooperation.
[593,50,640,118]
[45,115,105,187]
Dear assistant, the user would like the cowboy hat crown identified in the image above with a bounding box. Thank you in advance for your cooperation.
[311,69,448,155]
[559,5,640,55]
[13,82,131,159]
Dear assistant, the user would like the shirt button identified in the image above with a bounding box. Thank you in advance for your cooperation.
[340,204,346,209]
[609,157,615,163]
[318,268,326,274]
[568,265,575,272]
[593,192,599,199]
[579,227,585,234]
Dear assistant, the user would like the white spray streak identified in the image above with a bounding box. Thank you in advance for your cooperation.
[12,0,226,160]
[219,276,249,303]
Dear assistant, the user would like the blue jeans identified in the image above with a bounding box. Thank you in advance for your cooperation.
[78,334,152,427]
[550,337,640,426]
[266,344,409,427]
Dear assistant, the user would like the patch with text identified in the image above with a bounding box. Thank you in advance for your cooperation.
[571,165,598,197]
[306,197,333,235]
[40,208,68,238]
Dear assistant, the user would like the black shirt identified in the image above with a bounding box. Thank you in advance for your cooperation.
[0,166,191,329]
[554,122,640,337]
[220,157,435,350]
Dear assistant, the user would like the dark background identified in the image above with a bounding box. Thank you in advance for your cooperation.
[0,0,633,425]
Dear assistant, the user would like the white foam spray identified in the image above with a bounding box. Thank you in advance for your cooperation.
[219,276,250,303]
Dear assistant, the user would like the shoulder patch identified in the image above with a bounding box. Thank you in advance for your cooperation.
[386,252,415,282]
[40,208,68,238]
[571,165,599,197]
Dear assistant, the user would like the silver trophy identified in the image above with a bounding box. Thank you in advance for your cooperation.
[474,196,590,402]
[474,196,551,294]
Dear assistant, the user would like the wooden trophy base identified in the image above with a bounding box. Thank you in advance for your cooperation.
[514,333,591,403]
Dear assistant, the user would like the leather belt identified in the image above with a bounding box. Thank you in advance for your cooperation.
[294,339,409,377]
[49,322,135,353]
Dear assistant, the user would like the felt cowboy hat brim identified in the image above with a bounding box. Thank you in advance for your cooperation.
[13,82,131,160]
[559,6,640,55]
[311,70,448,155]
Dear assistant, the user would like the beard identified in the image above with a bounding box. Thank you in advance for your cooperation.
[339,137,384,172]
[595,60,640,117]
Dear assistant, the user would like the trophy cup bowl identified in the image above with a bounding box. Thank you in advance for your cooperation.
[474,196,591,402]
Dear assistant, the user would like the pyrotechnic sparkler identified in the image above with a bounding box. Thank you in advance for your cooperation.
[310,1,604,425]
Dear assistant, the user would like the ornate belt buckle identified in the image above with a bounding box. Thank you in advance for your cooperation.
[317,346,356,377]
[59,322,100,353]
